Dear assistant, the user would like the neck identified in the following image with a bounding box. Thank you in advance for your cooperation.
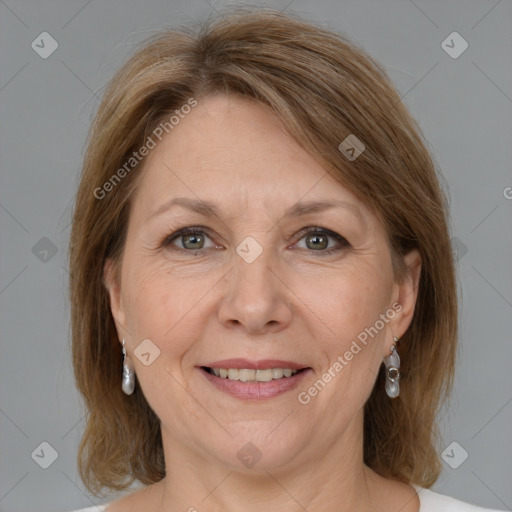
[154,410,388,512]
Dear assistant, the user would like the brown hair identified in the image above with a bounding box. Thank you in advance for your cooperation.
[69,6,458,496]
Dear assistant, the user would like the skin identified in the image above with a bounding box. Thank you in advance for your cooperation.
[104,94,422,512]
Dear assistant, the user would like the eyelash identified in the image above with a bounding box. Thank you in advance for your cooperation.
[161,225,350,256]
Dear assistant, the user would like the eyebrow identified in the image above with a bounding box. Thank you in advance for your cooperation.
[147,197,365,225]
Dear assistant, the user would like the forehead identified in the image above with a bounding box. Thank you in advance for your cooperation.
[131,94,371,223]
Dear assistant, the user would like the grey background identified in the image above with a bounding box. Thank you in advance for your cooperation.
[0,0,511,511]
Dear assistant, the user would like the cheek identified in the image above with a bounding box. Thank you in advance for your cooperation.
[308,262,390,346]
[301,261,391,406]
[127,257,179,316]
[123,261,212,362]
[121,265,204,413]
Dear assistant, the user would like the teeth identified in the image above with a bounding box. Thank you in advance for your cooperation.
[227,368,239,380]
[272,368,284,378]
[209,368,299,381]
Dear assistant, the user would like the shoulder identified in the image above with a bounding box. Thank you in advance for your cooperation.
[68,486,507,512]
[414,485,507,511]
[67,505,110,512]
[71,482,162,512]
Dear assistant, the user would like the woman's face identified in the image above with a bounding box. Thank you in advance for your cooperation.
[105,94,420,472]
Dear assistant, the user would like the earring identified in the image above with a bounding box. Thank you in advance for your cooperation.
[122,338,135,395]
[383,336,400,399]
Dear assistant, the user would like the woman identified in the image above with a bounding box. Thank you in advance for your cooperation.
[68,7,505,512]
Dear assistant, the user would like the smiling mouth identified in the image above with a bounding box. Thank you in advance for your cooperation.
[201,366,309,382]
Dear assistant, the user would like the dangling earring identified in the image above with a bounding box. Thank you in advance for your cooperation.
[384,336,400,399]
[122,338,135,395]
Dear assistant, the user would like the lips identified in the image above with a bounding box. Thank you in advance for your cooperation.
[197,359,312,400]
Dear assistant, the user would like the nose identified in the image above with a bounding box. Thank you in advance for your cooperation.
[218,245,292,335]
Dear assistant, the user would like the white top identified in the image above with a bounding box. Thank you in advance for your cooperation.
[413,485,506,511]
[69,485,507,511]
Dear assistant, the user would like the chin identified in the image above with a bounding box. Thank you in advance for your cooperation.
[205,427,309,473]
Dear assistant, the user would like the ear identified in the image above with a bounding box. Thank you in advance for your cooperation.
[103,258,127,342]
[389,248,422,342]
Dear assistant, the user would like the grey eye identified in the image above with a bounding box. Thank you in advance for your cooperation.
[181,233,205,250]
[304,233,329,250]
[165,228,217,251]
